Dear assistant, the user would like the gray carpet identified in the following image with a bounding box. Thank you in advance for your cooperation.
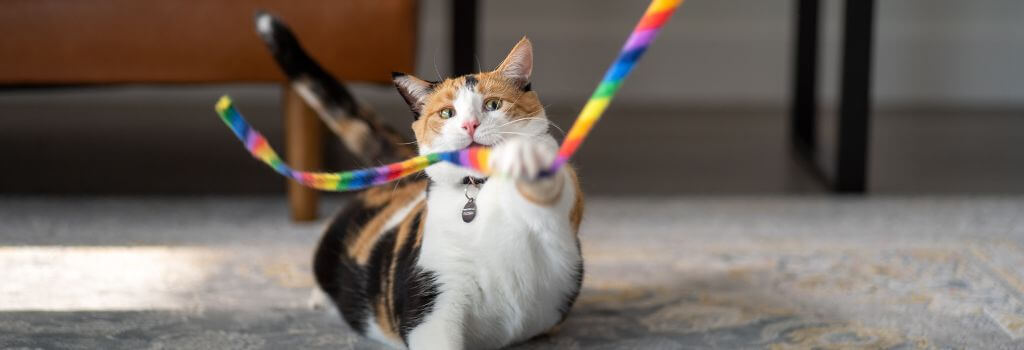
[2,196,1024,349]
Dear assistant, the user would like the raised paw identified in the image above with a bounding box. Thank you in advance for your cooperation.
[489,137,557,180]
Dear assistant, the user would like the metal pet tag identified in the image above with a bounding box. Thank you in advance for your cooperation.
[462,199,477,223]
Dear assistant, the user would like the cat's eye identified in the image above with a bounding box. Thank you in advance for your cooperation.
[484,99,502,112]
[439,108,455,119]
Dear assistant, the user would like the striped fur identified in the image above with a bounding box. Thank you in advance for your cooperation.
[258,14,584,349]
[313,179,437,345]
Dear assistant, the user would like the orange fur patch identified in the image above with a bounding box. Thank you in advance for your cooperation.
[568,167,585,234]
[516,175,565,206]
[413,207,428,249]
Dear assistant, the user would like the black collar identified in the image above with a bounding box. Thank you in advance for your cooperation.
[461,176,488,185]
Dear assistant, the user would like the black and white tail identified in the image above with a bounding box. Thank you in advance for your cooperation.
[254,12,416,163]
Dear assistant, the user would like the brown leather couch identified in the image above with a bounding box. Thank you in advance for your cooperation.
[0,0,418,220]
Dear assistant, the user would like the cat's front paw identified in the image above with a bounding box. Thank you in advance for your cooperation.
[307,288,330,311]
[489,137,557,180]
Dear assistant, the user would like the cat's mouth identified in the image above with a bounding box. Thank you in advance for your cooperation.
[465,135,509,148]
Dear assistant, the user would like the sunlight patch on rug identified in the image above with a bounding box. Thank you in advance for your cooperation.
[0,247,219,311]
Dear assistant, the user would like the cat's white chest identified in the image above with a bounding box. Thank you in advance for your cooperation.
[416,177,580,348]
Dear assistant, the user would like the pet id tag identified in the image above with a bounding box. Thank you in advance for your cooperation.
[462,181,480,223]
[462,198,477,223]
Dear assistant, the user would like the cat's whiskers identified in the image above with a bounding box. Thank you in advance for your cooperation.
[432,46,442,81]
[494,110,546,128]
[493,134,509,145]
[496,131,535,137]
[391,176,402,194]
[497,117,566,136]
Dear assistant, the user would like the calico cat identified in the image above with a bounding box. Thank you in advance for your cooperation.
[256,13,584,350]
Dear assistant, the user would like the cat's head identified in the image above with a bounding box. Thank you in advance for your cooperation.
[393,37,549,183]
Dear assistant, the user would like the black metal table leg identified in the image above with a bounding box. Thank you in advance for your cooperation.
[451,0,478,76]
[789,0,874,193]
[835,0,875,193]
[791,0,820,157]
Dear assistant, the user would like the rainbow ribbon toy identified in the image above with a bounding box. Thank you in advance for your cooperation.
[216,0,682,192]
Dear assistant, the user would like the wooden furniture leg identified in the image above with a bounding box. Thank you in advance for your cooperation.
[283,85,323,221]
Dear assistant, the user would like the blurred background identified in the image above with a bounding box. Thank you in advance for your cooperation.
[3,0,1021,196]
[2,1,1024,349]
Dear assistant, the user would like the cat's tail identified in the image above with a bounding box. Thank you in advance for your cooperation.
[254,11,416,163]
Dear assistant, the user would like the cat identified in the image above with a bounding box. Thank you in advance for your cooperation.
[256,13,584,350]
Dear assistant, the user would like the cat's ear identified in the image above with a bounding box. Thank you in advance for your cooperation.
[392,72,435,119]
[495,37,533,87]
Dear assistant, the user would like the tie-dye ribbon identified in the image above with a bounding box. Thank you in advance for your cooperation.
[215,0,682,191]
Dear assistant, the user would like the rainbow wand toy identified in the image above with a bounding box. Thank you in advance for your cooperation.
[216,0,682,192]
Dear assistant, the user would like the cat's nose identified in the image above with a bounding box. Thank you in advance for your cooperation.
[462,118,480,137]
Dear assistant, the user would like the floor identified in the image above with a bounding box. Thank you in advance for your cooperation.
[2,196,1024,349]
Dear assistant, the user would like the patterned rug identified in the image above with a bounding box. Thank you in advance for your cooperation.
[1,197,1022,349]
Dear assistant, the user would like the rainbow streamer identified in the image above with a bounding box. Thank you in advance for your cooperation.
[216,0,681,192]
[216,97,490,191]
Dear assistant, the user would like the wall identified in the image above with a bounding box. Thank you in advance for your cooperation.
[404,0,1023,108]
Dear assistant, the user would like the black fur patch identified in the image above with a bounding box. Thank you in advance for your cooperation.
[399,269,440,342]
[364,224,400,325]
[464,75,478,88]
[313,197,386,334]
[522,82,532,92]
[393,211,441,342]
